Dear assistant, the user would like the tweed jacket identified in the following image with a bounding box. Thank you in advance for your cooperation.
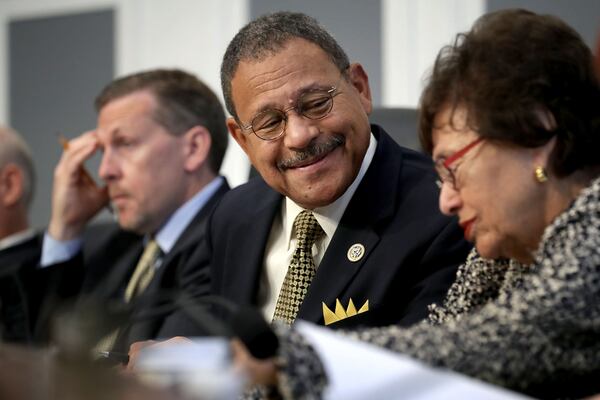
[274,176,600,400]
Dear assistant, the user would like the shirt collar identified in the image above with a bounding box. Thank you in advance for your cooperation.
[284,132,378,245]
[0,228,37,251]
[153,176,224,253]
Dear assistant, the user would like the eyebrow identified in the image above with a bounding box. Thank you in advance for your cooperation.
[251,81,335,116]
[100,127,129,147]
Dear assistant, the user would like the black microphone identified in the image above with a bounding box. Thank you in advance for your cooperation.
[52,291,279,364]
[125,291,280,359]
[132,293,280,360]
[230,304,279,360]
[51,298,133,362]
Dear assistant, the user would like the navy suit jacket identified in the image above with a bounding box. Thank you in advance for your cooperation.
[202,125,471,329]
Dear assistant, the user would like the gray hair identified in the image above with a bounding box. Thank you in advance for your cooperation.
[221,11,350,120]
[0,126,35,208]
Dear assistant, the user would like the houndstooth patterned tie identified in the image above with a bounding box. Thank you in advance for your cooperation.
[273,210,324,325]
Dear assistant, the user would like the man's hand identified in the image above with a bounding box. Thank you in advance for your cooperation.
[49,131,109,240]
[126,337,192,372]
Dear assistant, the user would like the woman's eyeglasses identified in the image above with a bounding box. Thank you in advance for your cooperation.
[435,137,484,190]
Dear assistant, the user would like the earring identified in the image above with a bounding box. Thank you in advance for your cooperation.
[534,166,548,183]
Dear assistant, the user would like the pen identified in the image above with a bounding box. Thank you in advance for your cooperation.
[57,133,98,187]
[96,350,130,365]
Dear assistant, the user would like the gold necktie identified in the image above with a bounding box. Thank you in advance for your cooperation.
[96,240,161,353]
[124,239,161,302]
[273,211,324,325]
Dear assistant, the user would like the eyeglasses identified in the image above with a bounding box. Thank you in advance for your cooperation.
[239,76,344,141]
[435,137,484,189]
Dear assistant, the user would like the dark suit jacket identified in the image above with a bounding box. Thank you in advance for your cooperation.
[71,180,229,351]
[0,233,83,343]
[204,125,471,329]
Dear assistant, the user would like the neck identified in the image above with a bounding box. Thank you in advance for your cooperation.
[544,168,599,226]
[183,169,217,203]
[0,210,29,240]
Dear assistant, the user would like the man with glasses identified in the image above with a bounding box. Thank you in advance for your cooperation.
[183,11,471,330]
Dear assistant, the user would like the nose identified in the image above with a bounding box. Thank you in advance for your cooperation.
[438,182,462,216]
[98,148,120,182]
[282,112,321,150]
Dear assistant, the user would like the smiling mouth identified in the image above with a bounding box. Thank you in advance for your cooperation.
[278,135,345,170]
[289,151,329,169]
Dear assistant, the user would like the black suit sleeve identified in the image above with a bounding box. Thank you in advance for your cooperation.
[394,219,469,326]
[32,252,86,343]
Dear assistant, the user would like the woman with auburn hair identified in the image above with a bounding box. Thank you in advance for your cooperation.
[233,9,600,400]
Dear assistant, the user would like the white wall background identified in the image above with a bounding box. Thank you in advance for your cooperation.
[0,0,250,188]
[0,0,595,227]
[382,0,484,108]
[0,0,485,189]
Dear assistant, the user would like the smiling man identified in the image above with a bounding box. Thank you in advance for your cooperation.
[194,11,472,329]
[41,69,229,352]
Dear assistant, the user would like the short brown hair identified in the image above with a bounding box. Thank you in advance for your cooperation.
[419,9,600,177]
[96,69,228,173]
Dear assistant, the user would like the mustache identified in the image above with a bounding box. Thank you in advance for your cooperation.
[277,135,345,170]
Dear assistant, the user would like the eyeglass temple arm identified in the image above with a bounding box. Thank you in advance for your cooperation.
[443,137,484,168]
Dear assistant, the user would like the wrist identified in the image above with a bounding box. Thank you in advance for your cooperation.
[48,219,85,241]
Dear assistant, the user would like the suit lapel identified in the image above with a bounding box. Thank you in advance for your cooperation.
[221,183,282,304]
[158,180,229,267]
[97,241,144,299]
[299,127,405,323]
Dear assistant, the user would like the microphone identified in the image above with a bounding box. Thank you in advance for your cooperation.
[168,293,279,359]
[230,304,279,360]
[126,292,279,359]
[51,291,279,363]
[51,298,132,362]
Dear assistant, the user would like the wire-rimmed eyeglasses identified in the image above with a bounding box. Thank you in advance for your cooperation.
[239,75,344,141]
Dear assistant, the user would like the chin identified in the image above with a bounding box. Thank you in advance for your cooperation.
[474,239,503,261]
[293,190,342,210]
[118,217,145,234]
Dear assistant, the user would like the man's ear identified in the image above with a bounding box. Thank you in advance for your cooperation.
[347,63,373,115]
[227,116,251,156]
[0,164,24,207]
[183,125,211,172]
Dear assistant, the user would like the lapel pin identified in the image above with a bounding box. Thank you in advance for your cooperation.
[347,243,365,262]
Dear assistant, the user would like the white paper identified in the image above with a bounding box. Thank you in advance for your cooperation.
[297,322,531,400]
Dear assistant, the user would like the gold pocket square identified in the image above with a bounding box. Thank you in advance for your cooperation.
[322,298,369,326]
